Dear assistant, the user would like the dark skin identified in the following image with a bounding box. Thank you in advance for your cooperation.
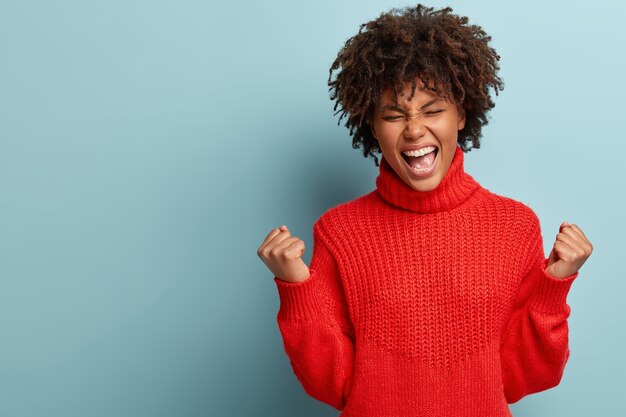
[258,4,593,281]
[327,4,505,167]
[547,222,592,279]
[257,223,593,282]
[257,225,309,283]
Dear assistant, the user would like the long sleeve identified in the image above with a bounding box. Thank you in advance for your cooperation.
[273,221,356,411]
[500,215,578,404]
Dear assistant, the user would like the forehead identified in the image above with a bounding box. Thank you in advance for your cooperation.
[379,76,450,106]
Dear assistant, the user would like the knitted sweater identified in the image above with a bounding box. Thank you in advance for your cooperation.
[273,145,578,417]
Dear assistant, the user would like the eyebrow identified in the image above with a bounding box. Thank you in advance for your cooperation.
[382,98,442,113]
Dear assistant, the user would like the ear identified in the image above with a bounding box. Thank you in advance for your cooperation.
[457,106,466,130]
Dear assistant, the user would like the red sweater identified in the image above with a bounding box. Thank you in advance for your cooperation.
[273,145,578,416]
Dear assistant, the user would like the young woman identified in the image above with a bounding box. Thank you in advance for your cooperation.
[257,4,592,416]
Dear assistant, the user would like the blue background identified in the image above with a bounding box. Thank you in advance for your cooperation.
[0,1,623,416]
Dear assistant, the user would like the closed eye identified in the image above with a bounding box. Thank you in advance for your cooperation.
[382,110,444,121]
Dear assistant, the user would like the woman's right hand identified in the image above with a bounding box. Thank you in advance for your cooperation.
[257,225,311,283]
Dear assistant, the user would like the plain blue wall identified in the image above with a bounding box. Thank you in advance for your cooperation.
[0,1,623,416]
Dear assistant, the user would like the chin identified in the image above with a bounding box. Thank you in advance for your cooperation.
[406,175,441,192]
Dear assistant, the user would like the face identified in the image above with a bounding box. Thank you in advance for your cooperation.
[370,77,466,192]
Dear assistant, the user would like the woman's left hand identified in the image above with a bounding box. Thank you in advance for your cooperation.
[545,222,593,279]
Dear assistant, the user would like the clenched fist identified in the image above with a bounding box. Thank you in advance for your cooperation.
[546,221,593,279]
[257,225,311,283]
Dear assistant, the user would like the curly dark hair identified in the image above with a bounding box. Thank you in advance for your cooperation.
[328,3,505,166]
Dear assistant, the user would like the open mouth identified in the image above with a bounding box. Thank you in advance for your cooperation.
[401,147,438,172]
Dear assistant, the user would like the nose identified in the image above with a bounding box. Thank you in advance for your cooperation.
[403,114,427,140]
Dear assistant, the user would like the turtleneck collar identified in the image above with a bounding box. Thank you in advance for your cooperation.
[375,145,481,213]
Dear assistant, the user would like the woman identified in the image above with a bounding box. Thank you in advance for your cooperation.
[257,4,592,416]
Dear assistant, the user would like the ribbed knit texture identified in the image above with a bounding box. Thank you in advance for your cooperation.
[273,145,578,417]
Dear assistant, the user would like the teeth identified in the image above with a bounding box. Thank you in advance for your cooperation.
[402,146,437,157]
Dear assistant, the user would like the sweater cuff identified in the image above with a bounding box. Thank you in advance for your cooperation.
[274,268,326,322]
[529,257,578,314]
